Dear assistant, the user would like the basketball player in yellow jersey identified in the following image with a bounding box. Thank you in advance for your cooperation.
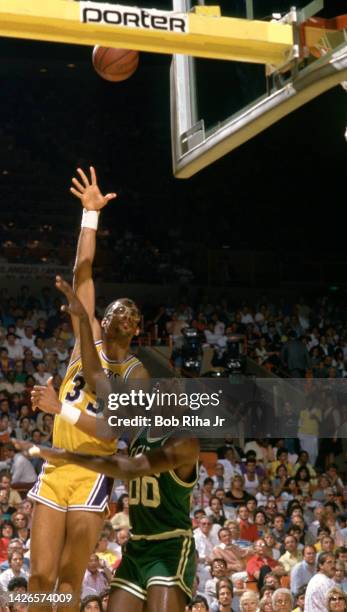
[28,167,149,612]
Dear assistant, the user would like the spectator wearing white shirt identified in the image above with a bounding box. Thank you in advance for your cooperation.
[3,333,24,360]
[194,516,218,589]
[15,318,26,339]
[212,464,226,492]
[20,326,36,350]
[0,372,25,394]
[204,323,220,348]
[240,306,254,325]
[304,552,336,612]
[33,362,51,386]
[218,448,242,491]
[81,553,110,599]
[55,338,68,362]
[290,545,316,595]
[0,550,29,590]
[31,337,46,361]
[211,313,225,338]
[3,443,37,485]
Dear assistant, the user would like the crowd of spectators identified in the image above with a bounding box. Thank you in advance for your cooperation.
[0,220,194,284]
[187,436,347,611]
[148,295,347,380]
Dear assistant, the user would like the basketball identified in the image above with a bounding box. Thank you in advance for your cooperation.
[92,46,139,82]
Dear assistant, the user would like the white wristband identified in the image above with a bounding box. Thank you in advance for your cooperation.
[81,209,99,230]
[60,402,81,425]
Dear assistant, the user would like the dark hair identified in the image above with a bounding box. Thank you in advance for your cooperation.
[80,595,102,612]
[317,526,331,537]
[188,595,209,610]
[295,467,311,483]
[277,447,288,459]
[255,509,268,523]
[218,527,230,540]
[203,477,214,486]
[194,508,205,517]
[1,521,14,535]
[211,557,227,569]
[259,585,276,597]
[7,576,28,592]
[116,493,129,512]
[275,467,288,482]
[287,500,303,518]
[216,578,233,598]
[318,551,335,569]
[297,450,309,462]
[287,524,303,536]
[0,470,11,481]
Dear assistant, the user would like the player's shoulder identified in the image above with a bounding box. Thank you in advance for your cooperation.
[163,434,200,462]
[125,358,149,381]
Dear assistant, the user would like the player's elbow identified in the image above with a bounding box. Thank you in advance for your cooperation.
[73,260,92,284]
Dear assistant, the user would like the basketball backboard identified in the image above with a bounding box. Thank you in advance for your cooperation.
[1,0,346,179]
[170,0,347,177]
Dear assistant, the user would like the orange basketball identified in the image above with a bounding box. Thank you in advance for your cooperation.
[92,46,139,82]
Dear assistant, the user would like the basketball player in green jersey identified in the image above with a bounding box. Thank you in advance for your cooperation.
[29,278,200,612]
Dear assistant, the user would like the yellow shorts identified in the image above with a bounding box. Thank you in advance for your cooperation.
[28,460,112,513]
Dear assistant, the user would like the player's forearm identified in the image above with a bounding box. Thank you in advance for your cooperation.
[36,447,137,480]
[73,228,97,290]
[79,313,105,391]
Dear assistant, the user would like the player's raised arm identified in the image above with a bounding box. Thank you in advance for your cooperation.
[56,276,108,393]
[70,166,116,347]
[29,435,200,482]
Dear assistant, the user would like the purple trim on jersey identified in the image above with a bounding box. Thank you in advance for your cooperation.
[67,340,103,370]
[89,475,111,506]
[124,361,142,382]
[27,492,67,513]
[100,351,135,365]
[29,461,47,496]
[85,473,104,505]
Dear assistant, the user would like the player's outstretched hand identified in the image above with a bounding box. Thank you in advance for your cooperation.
[70,166,117,211]
[56,276,87,320]
[12,439,67,462]
[31,377,62,414]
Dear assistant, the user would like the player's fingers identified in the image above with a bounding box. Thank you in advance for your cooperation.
[72,177,85,192]
[77,167,90,188]
[56,276,73,298]
[70,187,83,199]
[105,193,117,203]
[32,385,46,392]
[90,166,97,185]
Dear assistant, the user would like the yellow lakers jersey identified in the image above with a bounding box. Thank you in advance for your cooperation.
[53,341,142,454]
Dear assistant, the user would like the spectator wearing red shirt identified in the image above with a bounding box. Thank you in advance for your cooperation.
[237,505,259,543]
[246,538,284,582]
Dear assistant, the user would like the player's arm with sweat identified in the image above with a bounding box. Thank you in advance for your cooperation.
[70,166,116,358]
[29,435,200,483]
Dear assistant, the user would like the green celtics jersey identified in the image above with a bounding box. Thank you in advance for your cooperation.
[128,429,197,540]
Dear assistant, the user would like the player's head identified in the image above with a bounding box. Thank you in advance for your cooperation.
[101,298,141,339]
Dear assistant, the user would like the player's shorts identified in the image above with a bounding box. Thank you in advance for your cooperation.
[28,460,112,513]
[111,536,196,601]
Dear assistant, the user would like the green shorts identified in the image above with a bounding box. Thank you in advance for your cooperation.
[111,536,196,601]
